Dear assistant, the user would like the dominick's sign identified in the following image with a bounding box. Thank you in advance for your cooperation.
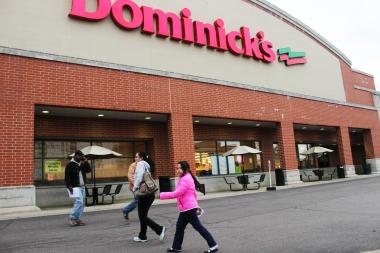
[69,0,306,66]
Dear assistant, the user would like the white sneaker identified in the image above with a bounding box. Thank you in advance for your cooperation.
[133,236,147,242]
[159,226,166,240]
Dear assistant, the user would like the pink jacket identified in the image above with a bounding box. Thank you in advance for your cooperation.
[160,172,198,212]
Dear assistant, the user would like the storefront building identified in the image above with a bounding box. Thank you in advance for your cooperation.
[1,0,379,209]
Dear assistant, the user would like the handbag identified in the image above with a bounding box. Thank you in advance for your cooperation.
[137,164,158,196]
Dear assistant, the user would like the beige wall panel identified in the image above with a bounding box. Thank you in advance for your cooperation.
[0,0,346,101]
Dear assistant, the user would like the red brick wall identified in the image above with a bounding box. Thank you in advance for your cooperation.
[340,60,375,106]
[1,54,380,186]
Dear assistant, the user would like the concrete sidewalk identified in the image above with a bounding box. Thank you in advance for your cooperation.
[1,173,379,221]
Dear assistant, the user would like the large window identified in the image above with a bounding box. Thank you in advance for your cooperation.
[34,140,146,186]
[195,140,263,176]
[297,143,315,169]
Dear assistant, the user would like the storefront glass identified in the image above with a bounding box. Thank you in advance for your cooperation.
[195,140,263,176]
[34,140,145,185]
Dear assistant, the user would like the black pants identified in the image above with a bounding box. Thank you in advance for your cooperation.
[172,208,217,250]
[137,193,163,240]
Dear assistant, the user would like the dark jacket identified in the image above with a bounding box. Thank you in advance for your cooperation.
[64,160,91,188]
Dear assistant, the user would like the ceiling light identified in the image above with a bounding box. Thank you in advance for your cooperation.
[97,114,104,117]
[194,120,200,123]
[256,123,261,127]
[352,130,356,133]
[227,122,232,125]
[320,128,325,131]
[41,110,49,114]
[302,126,307,130]
[145,117,151,120]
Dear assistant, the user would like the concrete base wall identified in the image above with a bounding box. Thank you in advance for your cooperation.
[284,169,302,185]
[367,158,380,174]
[344,165,357,177]
[0,186,36,208]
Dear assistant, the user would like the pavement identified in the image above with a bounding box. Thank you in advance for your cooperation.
[1,173,379,221]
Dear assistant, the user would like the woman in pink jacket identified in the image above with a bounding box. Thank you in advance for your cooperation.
[160,161,218,253]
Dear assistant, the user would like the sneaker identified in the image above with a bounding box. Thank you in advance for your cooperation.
[204,245,218,253]
[167,248,182,252]
[76,219,86,226]
[133,236,147,242]
[123,213,129,220]
[159,226,166,240]
[69,219,79,227]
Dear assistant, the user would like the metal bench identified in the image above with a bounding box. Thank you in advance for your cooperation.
[224,176,244,191]
[247,174,265,190]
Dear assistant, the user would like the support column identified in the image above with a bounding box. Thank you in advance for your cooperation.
[363,128,380,174]
[167,113,195,176]
[337,126,356,177]
[277,121,301,184]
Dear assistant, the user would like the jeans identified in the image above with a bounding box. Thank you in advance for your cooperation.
[172,208,217,250]
[69,187,85,220]
[123,193,138,215]
[137,194,163,240]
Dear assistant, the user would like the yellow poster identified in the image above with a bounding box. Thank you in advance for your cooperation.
[45,160,62,173]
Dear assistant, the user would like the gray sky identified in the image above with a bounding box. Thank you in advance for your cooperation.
[266,0,380,91]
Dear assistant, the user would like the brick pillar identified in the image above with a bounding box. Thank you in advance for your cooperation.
[167,113,195,177]
[337,126,355,177]
[277,121,301,184]
[0,101,37,208]
[363,128,380,174]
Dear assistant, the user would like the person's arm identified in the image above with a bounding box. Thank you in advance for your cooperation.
[128,163,136,191]
[65,163,73,193]
[133,162,145,192]
[160,176,189,200]
[81,158,91,173]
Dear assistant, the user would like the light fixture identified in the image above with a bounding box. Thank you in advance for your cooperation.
[255,123,261,127]
[227,122,232,125]
[145,117,151,120]
[97,114,104,117]
[352,130,356,133]
[41,110,49,114]
[194,120,200,123]
[320,128,325,131]
[302,126,307,130]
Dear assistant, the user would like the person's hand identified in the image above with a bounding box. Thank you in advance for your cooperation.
[68,187,73,194]
[129,184,133,191]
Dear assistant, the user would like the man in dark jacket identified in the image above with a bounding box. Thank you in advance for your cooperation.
[65,150,91,226]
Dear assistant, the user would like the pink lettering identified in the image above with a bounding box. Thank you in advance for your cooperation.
[227,31,244,55]
[69,0,111,21]
[111,0,143,30]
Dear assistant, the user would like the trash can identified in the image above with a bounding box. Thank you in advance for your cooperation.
[275,169,285,186]
[337,165,345,178]
[363,164,372,175]
[158,176,171,192]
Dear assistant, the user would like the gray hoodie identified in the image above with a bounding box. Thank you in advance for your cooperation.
[133,160,150,192]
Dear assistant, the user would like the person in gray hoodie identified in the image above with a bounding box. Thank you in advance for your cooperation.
[132,151,166,242]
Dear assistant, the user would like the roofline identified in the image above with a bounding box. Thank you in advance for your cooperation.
[352,68,374,78]
[248,0,352,66]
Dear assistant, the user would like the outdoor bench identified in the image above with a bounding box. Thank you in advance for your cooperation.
[247,174,265,190]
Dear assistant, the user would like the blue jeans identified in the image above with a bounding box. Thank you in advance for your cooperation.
[123,193,138,215]
[69,187,85,220]
[172,208,217,250]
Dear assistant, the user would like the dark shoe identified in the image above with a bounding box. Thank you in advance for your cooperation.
[69,219,79,227]
[204,245,218,253]
[76,219,86,226]
[167,248,182,252]
[123,213,129,220]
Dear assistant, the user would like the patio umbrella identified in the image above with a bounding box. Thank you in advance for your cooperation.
[301,146,334,155]
[223,146,262,174]
[301,146,333,168]
[69,145,122,186]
